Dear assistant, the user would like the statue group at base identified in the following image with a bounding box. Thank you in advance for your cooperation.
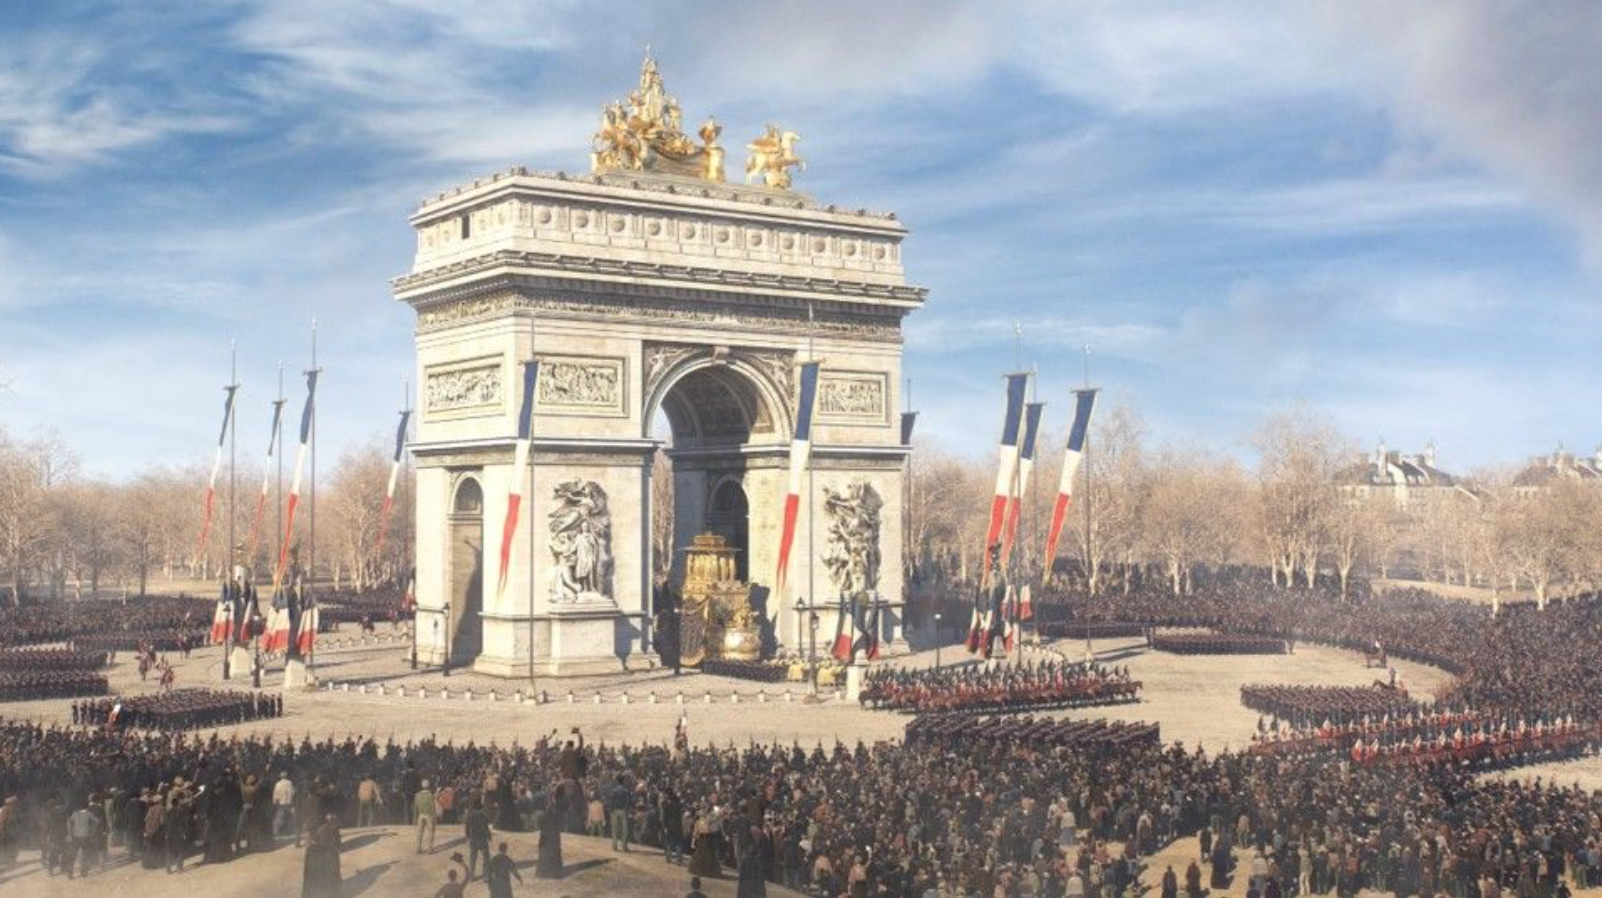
[676,533,762,667]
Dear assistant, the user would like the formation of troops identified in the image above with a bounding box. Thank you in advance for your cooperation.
[905,714,1161,751]
[0,596,207,651]
[0,649,109,672]
[1149,632,1288,655]
[0,670,108,702]
[861,658,1141,714]
[73,689,284,733]
[1239,684,1420,725]
[1247,707,1599,770]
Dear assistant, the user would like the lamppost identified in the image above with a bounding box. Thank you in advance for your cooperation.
[432,613,442,676]
[441,601,451,677]
[222,598,234,680]
[933,611,943,670]
[793,594,806,663]
[807,608,819,697]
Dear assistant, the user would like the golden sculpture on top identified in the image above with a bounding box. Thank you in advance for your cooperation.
[745,124,805,190]
[590,54,725,182]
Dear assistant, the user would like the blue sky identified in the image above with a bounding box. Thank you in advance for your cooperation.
[1,1,1598,479]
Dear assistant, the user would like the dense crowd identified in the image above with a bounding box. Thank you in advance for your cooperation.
[1149,632,1288,655]
[0,649,109,672]
[0,596,209,650]
[73,690,285,733]
[1239,685,1420,725]
[0,707,1598,897]
[0,670,108,701]
[862,659,1140,714]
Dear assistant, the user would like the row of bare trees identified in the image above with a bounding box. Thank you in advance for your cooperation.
[906,406,1599,606]
[0,427,410,605]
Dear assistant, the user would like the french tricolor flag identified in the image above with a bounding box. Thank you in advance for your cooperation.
[1000,401,1045,566]
[271,371,317,592]
[1041,389,1098,581]
[377,409,412,559]
[496,361,539,600]
[247,400,285,563]
[775,361,820,595]
[196,385,238,562]
[980,374,1030,588]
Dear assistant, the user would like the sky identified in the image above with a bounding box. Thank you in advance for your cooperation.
[1,1,1599,480]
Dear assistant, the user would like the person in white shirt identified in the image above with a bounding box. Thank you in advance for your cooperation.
[272,772,296,839]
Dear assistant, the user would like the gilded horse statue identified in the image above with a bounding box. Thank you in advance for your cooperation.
[745,125,804,190]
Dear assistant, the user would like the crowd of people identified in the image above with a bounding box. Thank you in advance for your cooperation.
[0,649,109,672]
[1239,684,1420,725]
[72,689,284,732]
[1149,632,1288,655]
[904,715,1161,752]
[0,596,209,650]
[0,670,108,701]
[861,659,1140,714]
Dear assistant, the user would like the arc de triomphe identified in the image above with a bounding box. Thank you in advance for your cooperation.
[396,61,925,677]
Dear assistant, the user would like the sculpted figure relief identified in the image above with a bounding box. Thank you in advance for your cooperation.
[538,360,621,409]
[425,365,502,412]
[822,481,883,599]
[590,54,724,182]
[548,480,613,603]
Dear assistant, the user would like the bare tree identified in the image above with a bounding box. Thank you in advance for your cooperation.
[61,480,121,598]
[1070,405,1147,595]
[324,441,389,592]
[0,431,76,605]
[1253,410,1351,590]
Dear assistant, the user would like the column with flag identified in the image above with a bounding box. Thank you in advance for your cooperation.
[830,593,856,661]
[1041,389,1099,581]
[774,361,820,595]
[496,361,539,600]
[967,374,1029,652]
[264,371,318,653]
[1001,401,1045,565]
[197,385,239,565]
[377,408,412,560]
[246,400,285,565]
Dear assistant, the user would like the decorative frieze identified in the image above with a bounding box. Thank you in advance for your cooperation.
[424,358,504,418]
[537,356,626,417]
[817,371,888,424]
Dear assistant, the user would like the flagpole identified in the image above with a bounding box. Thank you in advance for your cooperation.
[528,354,538,694]
[224,342,240,681]
[307,320,320,682]
[806,301,818,697]
[407,377,419,671]
[1082,343,1094,660]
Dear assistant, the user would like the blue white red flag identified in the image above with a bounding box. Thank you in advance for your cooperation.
[980,374,1030,588]
[775,361,820,595]
[377,409,412,558]
[247,400,285,563]
[271,371,317,592]
[1001,401,1045,565]
[196,385,238,561]
[1042,389,1098,580]
[496,362,539,600]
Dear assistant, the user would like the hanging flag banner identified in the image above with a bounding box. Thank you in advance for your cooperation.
[775,361,820,595]
[898,410,918,447]
[196,385,239,562]
[377,408,412,559]
[247,400,285,564]
[1001,401,1046,565]
[496,361,539,600]
[1041,389,1099,580]
[830,592,855,661]
[980,373,1030,588]
[272,371,318,592]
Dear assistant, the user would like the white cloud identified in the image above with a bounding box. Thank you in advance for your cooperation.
[1319,0,1602,262]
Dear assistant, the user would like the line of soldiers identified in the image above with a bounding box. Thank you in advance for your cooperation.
[1240,684,1420,727]
[71,631,203,654]
[73,689,284,733]
[0,671,108,701]
[0,596,207,650]
[1248,710,1599,770]
[0,649,109,673]
[1150,632,1287,655]
[862,659,1140,714]
[905,713,1161,751]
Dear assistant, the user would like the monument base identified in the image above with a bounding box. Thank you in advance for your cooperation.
[844,662,866,703]
[282,657,311,689]
[226,647,253,681]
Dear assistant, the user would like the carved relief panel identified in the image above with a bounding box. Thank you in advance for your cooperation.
[816,371,888,425]
[536,355,627,417]
[424,356,505,421]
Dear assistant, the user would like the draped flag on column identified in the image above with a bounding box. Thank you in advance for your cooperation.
[196,385,239,561]
[980,374,1030,589]
[899,411,918,447]
[247,401,285,563]
[853,595,881,661]
[1041,389,1099,580]
[496,361,539,600]
[295,599,318,656]
[1001,401,1045,565]
[272,371,318,592]
[377,409,412,559]
[775,361,820,595]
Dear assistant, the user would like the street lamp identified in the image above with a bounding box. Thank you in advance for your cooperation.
[441,601,451,677]
[807,608,820,696]
[934,612,943,670]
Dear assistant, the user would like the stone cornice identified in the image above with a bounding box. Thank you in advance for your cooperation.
[392,249,927,308]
